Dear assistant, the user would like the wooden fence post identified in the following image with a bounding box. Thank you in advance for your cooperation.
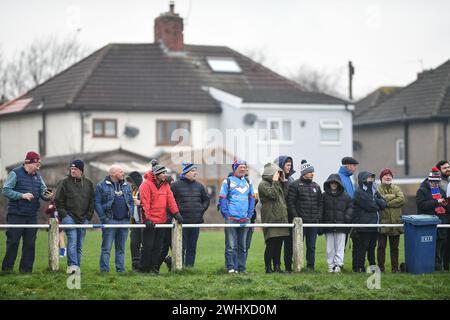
[292,217,304,272]
[171,220,183,271]
[48,218,59,271]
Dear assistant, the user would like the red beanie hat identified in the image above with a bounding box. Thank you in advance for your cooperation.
[379,168,393,180]
[24,151,40,164]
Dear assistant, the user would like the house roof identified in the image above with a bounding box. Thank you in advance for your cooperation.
[354,86,402,118]
[354,59,450,126]
[0,43,348,117]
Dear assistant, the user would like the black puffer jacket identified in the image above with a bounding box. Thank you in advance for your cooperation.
[352,171,387,233]
[171,176,210,224]
[287,177,323,223]
[321,174,353,233]
[416,179,449,240]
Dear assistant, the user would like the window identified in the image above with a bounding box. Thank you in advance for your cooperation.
[206,57,242,73]
[320,119,342,144]
[156,120,191,146]
[93,119,117,138]
[255,119,292,142]
[396,139,405,165]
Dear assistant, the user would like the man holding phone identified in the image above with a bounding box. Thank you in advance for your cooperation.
[2,152,53,273]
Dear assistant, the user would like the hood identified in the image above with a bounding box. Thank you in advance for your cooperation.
[275,156,295,178]
[357,171,375,187]
[339,165,354,177]
[262,163,281,178]
[420,178,435,190]
[324,174,344,194]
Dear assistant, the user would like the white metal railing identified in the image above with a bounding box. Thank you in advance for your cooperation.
[1,219,449,272]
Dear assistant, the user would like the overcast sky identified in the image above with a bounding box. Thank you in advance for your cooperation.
[1,0,450,100]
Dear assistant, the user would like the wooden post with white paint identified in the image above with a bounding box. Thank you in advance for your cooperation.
[171,220,183,271]
[48,218,59,271]
[292,217,304,272]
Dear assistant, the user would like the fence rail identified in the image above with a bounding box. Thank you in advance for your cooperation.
[1,219,449,272]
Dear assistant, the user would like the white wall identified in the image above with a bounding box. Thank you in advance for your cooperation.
[82,111,208,157]
[0,114,42,179]
[218,102,353,186]
[45,112,81,157]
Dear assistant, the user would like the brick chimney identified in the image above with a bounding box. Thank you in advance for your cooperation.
[154,2,184,52]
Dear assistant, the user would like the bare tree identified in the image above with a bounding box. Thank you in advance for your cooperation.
[288,64,345,97]
[2,34,90,100]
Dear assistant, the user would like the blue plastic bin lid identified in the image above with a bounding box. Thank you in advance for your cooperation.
[401,215,441,225]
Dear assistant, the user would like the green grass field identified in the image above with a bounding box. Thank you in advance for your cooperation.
[0,230,449,300]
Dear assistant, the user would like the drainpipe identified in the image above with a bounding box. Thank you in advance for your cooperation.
[444,119,448,160]
[403,107,409,176]
[80,109,84,153]
[41,110,47,156]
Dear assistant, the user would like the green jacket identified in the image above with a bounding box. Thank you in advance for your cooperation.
[377,183,406,235]
[258,176,289,241]
[55,175,95,224]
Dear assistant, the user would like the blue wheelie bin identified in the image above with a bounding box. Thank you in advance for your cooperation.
[401,215,441,275]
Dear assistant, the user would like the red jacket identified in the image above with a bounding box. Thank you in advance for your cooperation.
[139,172,179,224]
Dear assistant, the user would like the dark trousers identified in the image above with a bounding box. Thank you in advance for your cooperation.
[436,228,448,270]
[130,228,142,270]
[304,227,318,269]
[2,215,38,273]
[246,227,254,251]
[367,233,377,266]
[183,227,200,267]
[158,226,172,270]
[377,234,400,272]
[283,229,293,271]
[444,230,450,270]
[140,227,166,272]
[354,232,378,272]
[264,237,284,269]
[351,231,359,270]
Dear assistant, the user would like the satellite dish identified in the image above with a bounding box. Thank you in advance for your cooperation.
[124,126,140,138]
[243,113,258,125]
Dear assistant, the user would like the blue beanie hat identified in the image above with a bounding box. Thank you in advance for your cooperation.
[182,162,197,175]
[232,160,247,172]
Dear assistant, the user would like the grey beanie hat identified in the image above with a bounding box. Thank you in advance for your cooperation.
[300,159,314,176]
[152,164,167,175]
[262,163,281,177]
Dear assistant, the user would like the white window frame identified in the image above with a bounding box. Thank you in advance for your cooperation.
[396,138,405,165]
[255,118,293,144]
[206,57,242,73]
[319,119,343,145]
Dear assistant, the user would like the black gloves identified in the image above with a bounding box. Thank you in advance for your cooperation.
[173,213,183,224]
[145,220,155,229]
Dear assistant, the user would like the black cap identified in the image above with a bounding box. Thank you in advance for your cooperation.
[341,157,359,165]
[70,159,84,172]
[127,171,143,188]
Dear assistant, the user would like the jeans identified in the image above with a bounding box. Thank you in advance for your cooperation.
[304,227,318,269]
[100,219,129,272]
[183,227,200,267]
[2,215,37,273]
[224,219,249,272]
[62,215,88,267]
